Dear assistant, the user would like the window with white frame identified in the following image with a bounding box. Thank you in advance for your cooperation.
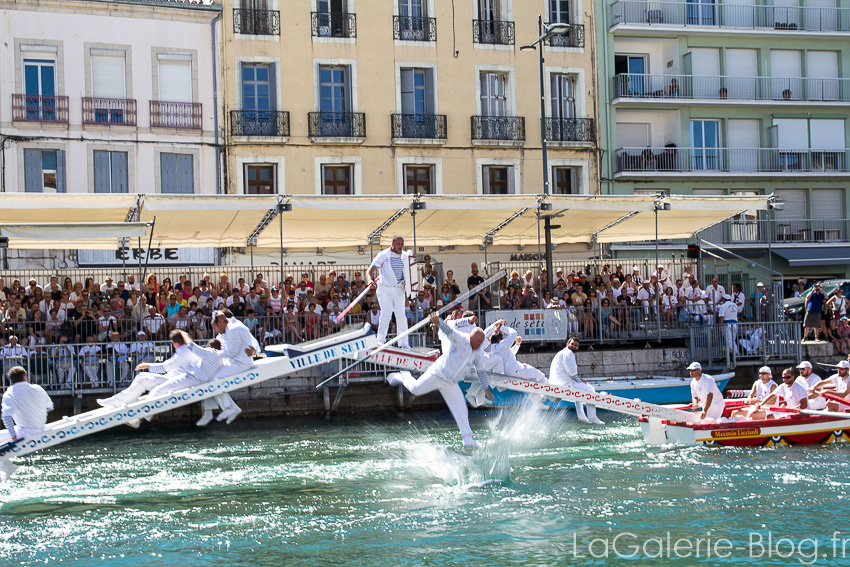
[404,165,433,194]
[160,153,194,194]
[157,54,192,102]
[245,164,276,194]
[551,166,577,194]
[482,165,514,194]
[93,150,129,193]
[23,149,64,193]
[322,164,353,194]
[549,0,570,23]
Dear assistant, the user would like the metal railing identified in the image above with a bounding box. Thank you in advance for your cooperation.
[82,97,137,126]
[610,0,850,32]
[545,117,595,142]
[150,100,203,130]
[544,22,585,47]
[308,112,366,138]
[230,110,290,137]
[390,113,447,140]
[472,19,515,44]
[471,116,525,141]
[616,146,850,173]
[311,11,357,38]
[690,321,801,368]
[12,94,70,124]
[393,15,437,41]
[233,8,280,35]
[613,73,850,102]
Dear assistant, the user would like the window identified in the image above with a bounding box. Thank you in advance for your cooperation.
[319,65,351,113]
[242,64,274,112]
[322,165,352,194]
[398,0,431,40]
[550,0,570,23]
[614,55,646,96]
[686,0,716,25]
[399,67,437,137]
[157,54,192,102]
[480,72,507,117]
[551,167,576,194]
[690,120,720,170]
[23,58,56,120]
[160,153,194,194]
[245,164,276,194]
[91,53,125,100]
[483,165,514,194]
[316,0,352,37]
[93,151,129,193]
[24,149,65,193]
[404,165,433,194]
[478,0,500,22]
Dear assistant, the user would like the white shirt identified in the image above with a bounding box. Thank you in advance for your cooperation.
[79,345,101,361]
[1,345,30,362]
[433,321,488,388]
[828,372,850,394]
[731,291,745,314]
[690,374,725,415]
[126,281,141,291]
[185,341,226,382]
[637,286,655,303]
[483,324,521,376]
[753,379,777,401]
[107,341,130,362]
[795,374,825,410]
[370,248,408,288]
[718,301,738,322]
[662,294,678,311]
[218,318,260,368]
[2,381,54,438]
[148,344,198,375]
[773,381,809,409]
[130,341,156,358]
[549,347,579,387]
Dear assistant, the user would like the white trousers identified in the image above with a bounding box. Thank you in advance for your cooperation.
[56,360,75,385]
[566,379,599,421]
[83,362,100,386]
[107,361,130,386]
[104,372,168,405]
[510,363,546,383]
[376,285,409,348]
[149,373,203,398]
[392,369,475,444]
[724,322,737,353]
[201,364,243,413]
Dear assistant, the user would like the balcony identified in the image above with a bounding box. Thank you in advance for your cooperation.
[233,8,280,35]
[390,114,447,143]
[544,22,585,47]
[545,118,595,143]
[231,110,289,137]
[472,20,515,45]
[471,116,525,142]
[150,101,202,130]
[613,73,850,103]
[82,97,137,126]
[308,112,366,139]
[393,15,437,41]
[311,11,356,38]
[616,146,850,174]
[12,94,69,124]
[610,0,850,33]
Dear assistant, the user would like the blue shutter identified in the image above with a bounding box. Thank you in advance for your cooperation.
[176,154,194,194]
[160,153,177,193]
[111,152,129,193]
[24,149,42,192]
[93,150,110,193]
[56,150,66,193]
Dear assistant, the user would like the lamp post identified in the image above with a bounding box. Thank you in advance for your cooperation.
[521,16,571,295]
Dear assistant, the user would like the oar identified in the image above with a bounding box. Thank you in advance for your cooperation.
[316,269,506,389]
[823,392,850,407]
[800,408,850,419]
[333,277,378,324]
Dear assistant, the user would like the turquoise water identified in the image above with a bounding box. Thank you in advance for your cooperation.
[2,407,849,566]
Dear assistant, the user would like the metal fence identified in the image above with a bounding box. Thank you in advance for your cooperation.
[689,321,801,368]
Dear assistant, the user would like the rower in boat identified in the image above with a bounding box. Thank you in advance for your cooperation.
[749,367,809,419]
[687,362,725,422]
[812,360,850,411]
[549,338,604,425]
[795,361,827,411]
[731,366,777,419]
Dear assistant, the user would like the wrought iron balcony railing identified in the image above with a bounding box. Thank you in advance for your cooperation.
[616,146,850,174]
[311,11,357,38]
[611,0,850,32]
[545,118,595,142]
[393,15,437,41]
[233,8,280,35]
[308,112,366,138]
[150,100,202,130]
[12,94,69,124]
[471,116,525,141]
[613,73,850,102]
[231,110,290,137]
[82,97,137,126]
[472,19,515,44]
[391,114,447,139]
[543,22,585,47]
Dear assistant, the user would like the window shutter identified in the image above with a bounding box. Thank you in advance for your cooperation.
[56,150,66,193]
[112,151,129,193]
[493,74,506,116]
[160,153,178,193]
[483,166,491,194]
[268,64,277,111]
[424,69,435,114]
[24,149,42,192]
[812,189,842,220]
[774,189,806,221]
[91,55,125,99]
[507,166,516,194]
[480,73,490,115]
[158,58,192,102]
[400,68,415,114]
[176,154,194,194]
[93,150,111,193]
[810,119,845,150]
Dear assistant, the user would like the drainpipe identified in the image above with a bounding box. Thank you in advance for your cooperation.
[211,9,222,194]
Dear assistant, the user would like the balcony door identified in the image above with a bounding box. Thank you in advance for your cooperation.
[399,0,426,38]
[689,48,720,99]
[727,119,759,172]
[725,49,757,99]
[549,0,570,23]
[319,65,352,135]
[686,0,716,25]
[724,0,755,27]
[773,0,801,29]
[91,53,126,123]
[614,55,646,96]
[807,51,839,101]
[690,120,721,170]
[806,0,838,31]
[401,68,435,137]
[242,63,276,135]
[549,74,575,141]
[399,0,423,18]
[480,72,507,117]
[317,0,348,36]
[23,58,56,120]
[769,50,802,100]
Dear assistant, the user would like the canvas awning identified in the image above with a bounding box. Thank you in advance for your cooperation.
[772,246,850,267]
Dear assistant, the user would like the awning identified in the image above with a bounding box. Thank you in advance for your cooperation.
[772,246,850,267]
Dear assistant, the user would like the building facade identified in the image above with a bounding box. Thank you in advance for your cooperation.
[597,0,850,288]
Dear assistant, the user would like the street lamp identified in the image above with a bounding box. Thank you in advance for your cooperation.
[521,16,571,295]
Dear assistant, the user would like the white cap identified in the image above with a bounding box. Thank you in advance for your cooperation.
[701,292,709,299]
[687,362,702,371]
[796,361,812,369]
[723,294,731,300]
[838,360,850,369]
[633,266,640,271]
[757,282,764,287]
[657,265,664,269]
[137,331,146,336]
[758,366,772,374]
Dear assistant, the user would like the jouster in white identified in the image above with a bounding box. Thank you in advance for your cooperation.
[387,313,490,448]
[483,319,545,382]
[549,338,604,425]
[369,235,416,349]
[1,367,53,440]
[687,361,725,421]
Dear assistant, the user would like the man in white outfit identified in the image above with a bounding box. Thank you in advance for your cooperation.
[53,337,76,387]
[549,338,604,425]
[387,313,490,448]
[716,294,739,354]
[794,361,826,411]
[2,366,53,440]
[148,333,225,399]
[688,361,725,421]
[368,235,411,349]
[195,310,257,426]
[483,319,545,382]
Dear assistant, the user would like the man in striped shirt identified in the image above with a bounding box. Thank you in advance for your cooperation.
[368,235,412,349]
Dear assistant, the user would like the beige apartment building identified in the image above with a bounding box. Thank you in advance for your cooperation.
[221,0,599,210]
